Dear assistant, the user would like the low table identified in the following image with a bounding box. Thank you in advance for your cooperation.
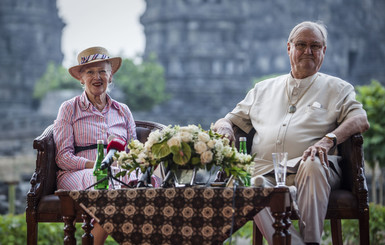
[55,186,292,245]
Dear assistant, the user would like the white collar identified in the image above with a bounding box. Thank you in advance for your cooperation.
[288,73,318,88]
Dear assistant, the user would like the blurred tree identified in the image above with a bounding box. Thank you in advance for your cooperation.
[114,55,170,111]
[33,61,80,100]
[356,80,385,204]
[34,55,169,111]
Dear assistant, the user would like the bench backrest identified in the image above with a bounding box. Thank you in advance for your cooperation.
[31,120,166,197]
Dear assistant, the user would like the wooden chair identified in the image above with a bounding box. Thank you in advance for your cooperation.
[232,126,370,245]
[26,120,166,245]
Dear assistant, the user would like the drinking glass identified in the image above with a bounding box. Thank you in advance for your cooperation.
[272,152,288,186]
[111,166,122,189]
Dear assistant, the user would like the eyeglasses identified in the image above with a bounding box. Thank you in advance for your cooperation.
[82,70,110,77]
[292,42,324,51]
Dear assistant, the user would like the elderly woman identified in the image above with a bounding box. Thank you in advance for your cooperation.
[54,46,142,244]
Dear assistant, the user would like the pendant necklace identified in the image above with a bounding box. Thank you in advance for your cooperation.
[285,74,318,113]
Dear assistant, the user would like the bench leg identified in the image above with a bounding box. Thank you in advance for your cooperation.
[330,219,342,245]
[359,212,370,245]
[253,221,264,245]
[27,219,38,245]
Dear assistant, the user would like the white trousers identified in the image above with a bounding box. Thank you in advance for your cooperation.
[253,157,341,244]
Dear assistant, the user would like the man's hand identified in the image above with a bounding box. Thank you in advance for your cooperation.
[212,118,235,142]
[302,137,334,167]
[302,114,370,167]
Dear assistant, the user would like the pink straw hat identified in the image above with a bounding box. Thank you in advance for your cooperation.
[68,46,122,80]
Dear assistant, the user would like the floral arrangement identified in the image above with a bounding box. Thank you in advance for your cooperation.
[114,124,255,184]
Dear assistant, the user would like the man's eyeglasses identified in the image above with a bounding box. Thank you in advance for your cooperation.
[292,42,323,51]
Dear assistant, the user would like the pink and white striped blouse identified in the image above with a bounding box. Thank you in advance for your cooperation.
[54,91,136,190]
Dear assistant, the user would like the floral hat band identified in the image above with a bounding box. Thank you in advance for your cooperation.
[68,46,122,80]
[80,53,110,65]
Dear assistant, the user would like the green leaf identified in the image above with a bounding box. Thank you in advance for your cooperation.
[152,141,171,158]
[191,156,201,165]
[171,142,191,165]
[356,80,385,167]
[115,171,126,178]
[33,62,81,99]
[114,55,170,111]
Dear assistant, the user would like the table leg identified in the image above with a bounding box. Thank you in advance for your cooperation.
[283,207,292,245]
[57,191,78,245]
[63,215,76,245]
[270,189,290,245]
[272,210,286,245]
[81,213,94,245]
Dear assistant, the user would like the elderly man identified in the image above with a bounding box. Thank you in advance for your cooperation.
[213,21,369,244]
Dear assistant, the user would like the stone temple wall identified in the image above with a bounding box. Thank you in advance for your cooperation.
[0,0,64,214]
[0,0,384,214]
[0,0,64,142]
[0,0,64,112]
[137,0,385,129]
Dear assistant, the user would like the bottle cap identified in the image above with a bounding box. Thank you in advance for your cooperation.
[97,139,104,144]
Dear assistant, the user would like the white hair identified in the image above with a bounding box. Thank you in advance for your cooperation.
[288,21,328,46]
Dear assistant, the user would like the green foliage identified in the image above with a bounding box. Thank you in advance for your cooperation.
[114,55,170,111]
[34,56,169,112]
[228,220,298,244]
[323,203,385,245]
[229,203,385,244]
[0,213,27,244]
[233,220,253,240]
[369,203,385,245]
[1,203,385,244]
[0,213,117,244]
[356,80,385,168]
[33,61,80,99]
[225,221,253,244]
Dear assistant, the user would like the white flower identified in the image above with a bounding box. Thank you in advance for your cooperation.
[115,152,129,167]
[180,125,199,133]
[236,152,252,163]
[222,137,230,146]
[131,139,143,149]
[194,141,208,154]
[198,132,210,143]
[167,136,181,147]
[243,154,252,162]
[162,125,176,135]
[180,131,193,142]
[146,130,162,147]
[143,141,153,151]
[222,145,233,158]
[207,139,216,149]
[137,152,147,163]
[200,150,213,164]
[115,124,255,182]
[214,140,224,152]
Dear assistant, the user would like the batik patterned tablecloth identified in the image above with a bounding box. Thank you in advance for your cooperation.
[69,187,274,245]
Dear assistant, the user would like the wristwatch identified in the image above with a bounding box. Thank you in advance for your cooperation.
[324,133,337,148]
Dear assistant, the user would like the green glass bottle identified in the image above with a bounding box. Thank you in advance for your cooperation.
[239,137,250,186]
[92,139,109,190]
[239,137,247,154]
